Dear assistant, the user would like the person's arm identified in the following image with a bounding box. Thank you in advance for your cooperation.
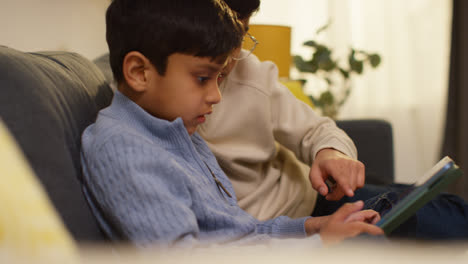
[269,75,356,164]
[83,138,199,247]
[256,216,310,239]
[268,64,363,200]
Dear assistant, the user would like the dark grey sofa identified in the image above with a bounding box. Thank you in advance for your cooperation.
[337,119,394,186]
[0,46,394,243]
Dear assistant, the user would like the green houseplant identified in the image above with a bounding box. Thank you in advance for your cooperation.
[293,24,381,119]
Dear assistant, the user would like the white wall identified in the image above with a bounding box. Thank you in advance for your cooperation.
[0,0,110,60]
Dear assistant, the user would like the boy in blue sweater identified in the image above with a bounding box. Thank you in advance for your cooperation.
[80,0,382,247]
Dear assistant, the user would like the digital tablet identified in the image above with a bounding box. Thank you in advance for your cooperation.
[375,156,463,234]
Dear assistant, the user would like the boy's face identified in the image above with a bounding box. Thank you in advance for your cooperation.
[140,53,224,135]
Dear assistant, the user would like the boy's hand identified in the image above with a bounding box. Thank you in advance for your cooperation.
[305,201,383,246]
[309,148,365,200]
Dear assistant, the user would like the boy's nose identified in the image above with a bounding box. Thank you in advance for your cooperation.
[207,82,222,105]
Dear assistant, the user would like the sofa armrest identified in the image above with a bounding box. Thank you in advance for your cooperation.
[336,119,395,185]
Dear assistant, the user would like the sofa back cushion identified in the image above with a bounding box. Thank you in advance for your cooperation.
[0,46,113,242]
[337,119,394,185]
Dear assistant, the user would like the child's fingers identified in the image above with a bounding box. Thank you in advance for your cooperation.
[352,222,384,236]
[333,201,365,221]
[368,211,381,224]
[345,209,381,224]
[321,220,384,246]
[340,222,384,241]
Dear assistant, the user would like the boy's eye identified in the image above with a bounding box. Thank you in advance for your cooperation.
[197,76,210,83]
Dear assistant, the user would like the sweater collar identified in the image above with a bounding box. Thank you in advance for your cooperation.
[104,90,191,148]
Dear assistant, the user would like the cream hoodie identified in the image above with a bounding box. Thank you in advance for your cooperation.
[198,51,357,220]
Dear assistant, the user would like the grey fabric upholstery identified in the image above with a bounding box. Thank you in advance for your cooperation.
[337,119,395,185]
[93,53,114,84]
[0,46,113,242]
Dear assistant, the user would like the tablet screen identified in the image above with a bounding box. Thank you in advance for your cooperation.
[375,156,462,234]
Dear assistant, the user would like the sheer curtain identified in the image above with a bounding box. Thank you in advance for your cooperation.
[251,0,452,183]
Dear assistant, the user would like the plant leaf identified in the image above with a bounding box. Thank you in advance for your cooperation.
[339,67,350,79]
[303,40,318,47]
[316,21,331,35]
[293,55,318,73]
[292,25,382,116]
[319,91,334,105]
[369,54,381,67]
[349,51,364,74]
[351,60,363,74]
[316,49,335,71]
[309,95,322,107]
[319,60,335,71]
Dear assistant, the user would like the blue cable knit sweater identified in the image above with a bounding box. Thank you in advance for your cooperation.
[81,91,317,247]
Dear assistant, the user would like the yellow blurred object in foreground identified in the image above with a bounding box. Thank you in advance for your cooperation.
[0,120,78,263]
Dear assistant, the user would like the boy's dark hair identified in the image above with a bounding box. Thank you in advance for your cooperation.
[106,0,244,83]
[223,0,260,20]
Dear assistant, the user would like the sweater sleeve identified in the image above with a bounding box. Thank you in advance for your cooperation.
[266,63,357,164]
[256,216,310,238]
[82,134,199,247]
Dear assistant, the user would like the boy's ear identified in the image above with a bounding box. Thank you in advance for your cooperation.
[122,51,152,92]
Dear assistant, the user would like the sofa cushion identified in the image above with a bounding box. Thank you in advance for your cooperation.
[337,119,395,185]
[93,53,114,84]
[0,46,113,242]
